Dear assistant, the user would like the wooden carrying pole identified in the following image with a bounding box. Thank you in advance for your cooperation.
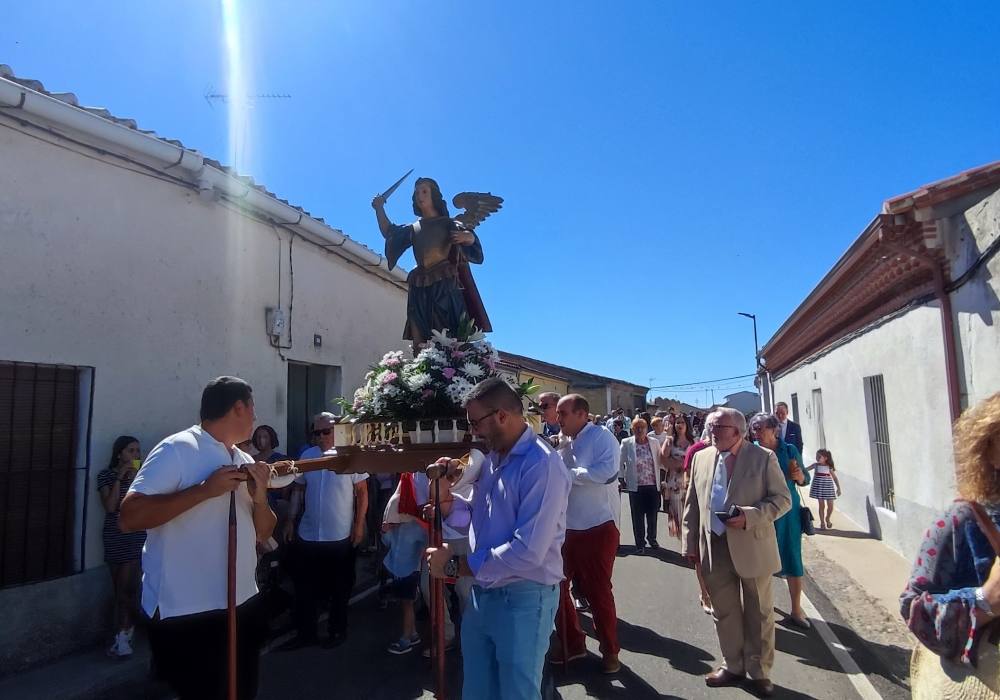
[431,477,447,700]
[227,491,238,700]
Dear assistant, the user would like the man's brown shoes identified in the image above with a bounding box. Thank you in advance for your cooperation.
[704,669,774,697]
[704,667,744,687]
[601,654,621,674]
[748,678,775,697]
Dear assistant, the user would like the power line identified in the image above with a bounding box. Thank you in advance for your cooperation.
[650,373,756,390]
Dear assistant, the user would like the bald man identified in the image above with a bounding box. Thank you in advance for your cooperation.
[552,394,623,674]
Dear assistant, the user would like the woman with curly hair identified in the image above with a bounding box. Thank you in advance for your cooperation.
[901,391,1000,677]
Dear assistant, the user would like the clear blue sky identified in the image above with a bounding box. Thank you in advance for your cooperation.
[5,2,999,405]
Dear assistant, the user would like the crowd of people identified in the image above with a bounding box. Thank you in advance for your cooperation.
[87,359,1000,700]
[103,375,862,699]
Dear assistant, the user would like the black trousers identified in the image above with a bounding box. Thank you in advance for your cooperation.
[629,485,661,547]
[147,596,265,700]
[366,481,392,552]
[291,537,356,639]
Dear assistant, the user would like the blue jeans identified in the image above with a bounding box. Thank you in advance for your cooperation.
[461,580,559,700]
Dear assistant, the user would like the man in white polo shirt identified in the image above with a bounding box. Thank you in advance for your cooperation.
[283,411,368,649]
[119,376,276,700]
[552,393,623,674]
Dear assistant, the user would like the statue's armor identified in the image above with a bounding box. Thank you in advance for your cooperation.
[384,213,488,343]
[410,216,453,269]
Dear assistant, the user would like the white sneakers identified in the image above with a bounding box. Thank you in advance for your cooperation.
[107,628,134,658]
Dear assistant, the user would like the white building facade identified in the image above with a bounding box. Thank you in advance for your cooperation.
[0,67,408,670]
[761,162,1000,560]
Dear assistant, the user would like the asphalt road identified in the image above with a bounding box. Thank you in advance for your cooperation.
[257,502,909,699]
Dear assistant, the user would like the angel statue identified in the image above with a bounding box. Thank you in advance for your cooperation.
[372,173,503,349]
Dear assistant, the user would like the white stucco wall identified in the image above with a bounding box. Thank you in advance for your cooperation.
[946,187,1000,407]
[0,119,407,667]
[770,304,954,559]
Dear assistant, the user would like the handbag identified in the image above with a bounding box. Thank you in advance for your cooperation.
[799,497,815,536]
[910,501,1000,699]
[789,455,815,536]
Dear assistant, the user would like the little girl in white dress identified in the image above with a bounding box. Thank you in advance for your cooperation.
[807,449,841,529]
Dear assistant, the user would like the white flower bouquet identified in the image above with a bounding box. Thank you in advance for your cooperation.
[341,320,504,423]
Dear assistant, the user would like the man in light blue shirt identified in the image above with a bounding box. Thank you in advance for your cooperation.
[428,377,571,700]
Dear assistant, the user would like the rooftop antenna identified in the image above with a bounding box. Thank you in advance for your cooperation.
[204,85,292,109]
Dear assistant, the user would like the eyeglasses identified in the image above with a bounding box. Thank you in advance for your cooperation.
[708,424,735,433]
[312,427,333,437]
[468,409,499,429]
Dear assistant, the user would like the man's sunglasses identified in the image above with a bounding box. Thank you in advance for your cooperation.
[468,409,499,430]
[312,427,333,437]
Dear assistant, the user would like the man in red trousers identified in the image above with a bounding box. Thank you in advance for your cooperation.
[552,394,623,673]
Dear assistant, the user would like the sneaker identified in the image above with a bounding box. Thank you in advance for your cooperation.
[388,634,421,655]
[107,631,133,658]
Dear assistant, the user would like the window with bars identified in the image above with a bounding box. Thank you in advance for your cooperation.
[863,374,896,511]
[0,361,92,588]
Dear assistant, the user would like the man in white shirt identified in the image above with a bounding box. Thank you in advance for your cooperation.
[552,394,623,674]
[119,376,276,700]
[284,412,368,649]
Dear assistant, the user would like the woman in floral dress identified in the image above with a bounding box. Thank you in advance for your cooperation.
[901,392,1000,671]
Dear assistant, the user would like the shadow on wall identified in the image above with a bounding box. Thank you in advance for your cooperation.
[951,205,1000,325]
[866,496,883,541]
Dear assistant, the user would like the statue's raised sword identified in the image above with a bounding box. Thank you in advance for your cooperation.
[380,168,414,201]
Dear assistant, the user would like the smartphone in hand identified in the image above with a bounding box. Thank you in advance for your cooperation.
[713,504,741,522]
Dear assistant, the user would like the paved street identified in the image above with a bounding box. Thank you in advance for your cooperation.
[257,501,911,700]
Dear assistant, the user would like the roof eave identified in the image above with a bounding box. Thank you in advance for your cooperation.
[761,214,883,356]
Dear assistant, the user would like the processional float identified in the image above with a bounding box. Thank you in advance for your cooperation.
[223,171,514,700]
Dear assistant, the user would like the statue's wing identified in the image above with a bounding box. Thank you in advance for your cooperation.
[452,192,504,229]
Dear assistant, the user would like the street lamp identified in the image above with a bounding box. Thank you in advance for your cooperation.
[739,312,769,411]
[737,312,760,367]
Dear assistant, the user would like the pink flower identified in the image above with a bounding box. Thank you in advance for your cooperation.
[422,388,434,399]
[384,357,401,367]
[451,350,466,360]
[442,367,457,380]
[381,372,398,385]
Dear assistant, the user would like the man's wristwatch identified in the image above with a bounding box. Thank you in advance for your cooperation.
[444,556,460,578]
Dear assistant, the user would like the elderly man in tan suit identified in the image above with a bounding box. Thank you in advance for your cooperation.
[682,407,791,698]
